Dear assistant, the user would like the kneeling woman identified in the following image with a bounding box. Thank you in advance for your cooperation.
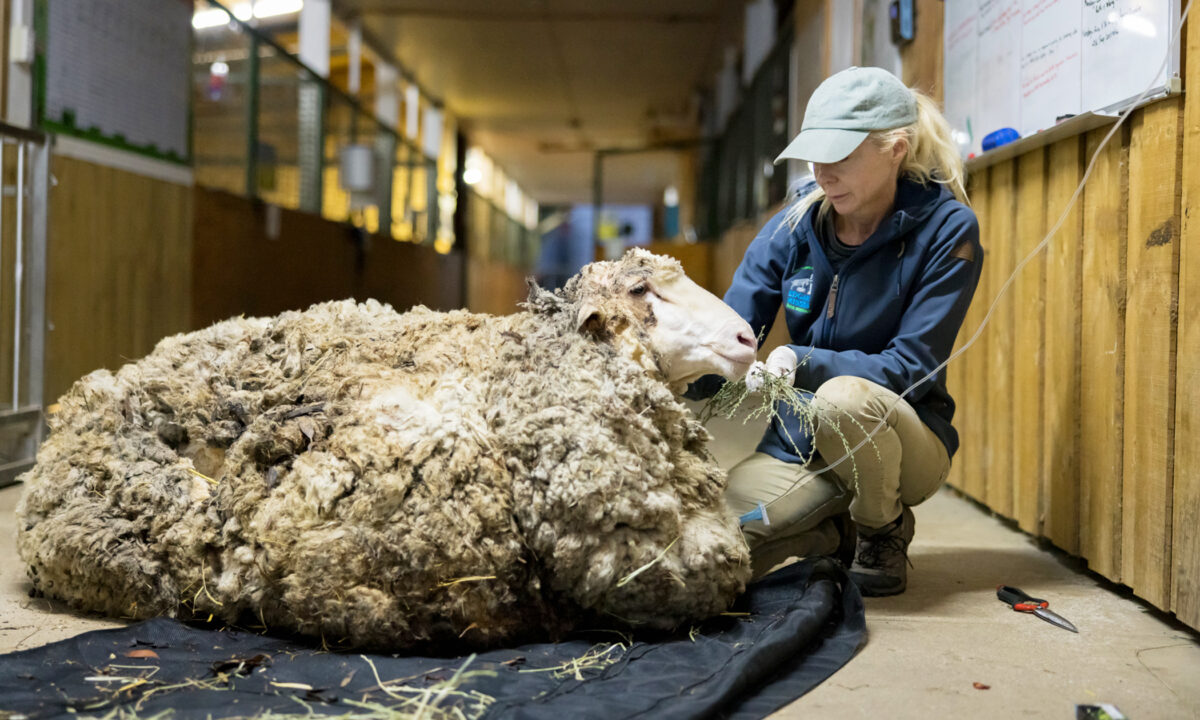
[713,67,983,596]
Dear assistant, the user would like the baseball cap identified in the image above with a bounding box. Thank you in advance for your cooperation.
[775,66,917,164]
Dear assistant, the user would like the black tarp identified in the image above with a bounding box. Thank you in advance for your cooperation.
[0,559,864,719]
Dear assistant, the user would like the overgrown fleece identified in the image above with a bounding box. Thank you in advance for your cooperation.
[16,251,751,650]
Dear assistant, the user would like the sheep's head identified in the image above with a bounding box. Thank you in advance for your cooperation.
[555,248,756,391]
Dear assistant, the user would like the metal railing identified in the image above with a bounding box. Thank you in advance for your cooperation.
[0,121,49,488]
[192,0,441,243]
[466,188,539,269]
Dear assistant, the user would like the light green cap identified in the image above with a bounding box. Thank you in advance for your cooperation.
[775,66,917,164]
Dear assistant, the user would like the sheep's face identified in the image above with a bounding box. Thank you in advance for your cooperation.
[569,249,756,389]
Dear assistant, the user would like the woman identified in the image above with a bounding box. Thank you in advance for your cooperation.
[716,66,982,596]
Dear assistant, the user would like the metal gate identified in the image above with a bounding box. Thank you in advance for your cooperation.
[0,121,48,488]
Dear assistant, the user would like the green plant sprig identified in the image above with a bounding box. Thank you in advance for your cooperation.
[699,359,884,491]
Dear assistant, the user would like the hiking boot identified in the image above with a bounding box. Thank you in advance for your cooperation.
[850,506,915,596]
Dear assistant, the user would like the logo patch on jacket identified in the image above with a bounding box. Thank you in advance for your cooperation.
[785,267,815,314]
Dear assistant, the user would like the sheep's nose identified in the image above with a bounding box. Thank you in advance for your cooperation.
[714,319,757,367]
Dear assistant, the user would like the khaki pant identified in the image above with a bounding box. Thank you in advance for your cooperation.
[725,375,951,578]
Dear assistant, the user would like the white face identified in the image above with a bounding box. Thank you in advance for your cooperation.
[635,272,757,385]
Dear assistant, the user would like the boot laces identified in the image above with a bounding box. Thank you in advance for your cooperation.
[856,534,913,569]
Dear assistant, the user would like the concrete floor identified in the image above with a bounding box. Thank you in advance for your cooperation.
[2,406,1198,719]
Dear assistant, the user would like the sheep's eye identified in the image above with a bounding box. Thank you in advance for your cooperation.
[629,284,648,297]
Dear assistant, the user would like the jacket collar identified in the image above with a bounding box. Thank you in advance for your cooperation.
[796,177,950,262]
[889,176,948,235]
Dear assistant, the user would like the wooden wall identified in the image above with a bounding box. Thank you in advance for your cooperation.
[464,255,528,316]
[0,148,22,406]
[1175,11,1200,630]
[44,155,193,402]
[37,174,466,404]
[913,13,1200,630]
[193,187,464,328]
[645,240,713,292]
[708,211,796,357]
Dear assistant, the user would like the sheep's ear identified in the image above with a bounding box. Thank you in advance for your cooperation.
[575,303,605,335]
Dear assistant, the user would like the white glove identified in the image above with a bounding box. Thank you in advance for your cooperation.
[744,346,799,392]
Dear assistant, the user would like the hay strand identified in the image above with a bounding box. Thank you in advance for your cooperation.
[615,537,678,588]
[518,642,628,681]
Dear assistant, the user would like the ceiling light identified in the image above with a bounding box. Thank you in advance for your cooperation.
[192,8,231,29]
[251,0,304,19]
[463,167,483,185]
[192,0,303,30]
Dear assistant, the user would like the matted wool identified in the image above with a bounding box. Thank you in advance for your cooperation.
[16,251,751,650]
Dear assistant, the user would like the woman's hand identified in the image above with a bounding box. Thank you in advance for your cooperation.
[744,346,799,392]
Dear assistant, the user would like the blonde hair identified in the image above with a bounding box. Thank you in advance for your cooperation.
[784,89,968,230]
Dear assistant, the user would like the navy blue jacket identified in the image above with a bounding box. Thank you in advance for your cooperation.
[711,178,983,463]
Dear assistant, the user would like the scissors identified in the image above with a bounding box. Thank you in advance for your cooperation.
[996,585,1078,633]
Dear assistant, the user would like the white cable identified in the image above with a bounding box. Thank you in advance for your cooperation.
[810,0,1193,484]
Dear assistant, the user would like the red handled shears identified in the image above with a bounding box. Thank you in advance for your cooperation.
[997,585,1078,633]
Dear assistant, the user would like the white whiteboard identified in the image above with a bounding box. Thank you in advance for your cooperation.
[944,0,1179,158]
[43,0,192,162]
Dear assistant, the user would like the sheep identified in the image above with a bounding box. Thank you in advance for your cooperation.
[15,249,759,650]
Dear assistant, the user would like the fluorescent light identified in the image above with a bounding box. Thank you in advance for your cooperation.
[193,1,302,30]
[192,8,231,29]
[463,167,483,185]
[251,0,304,19]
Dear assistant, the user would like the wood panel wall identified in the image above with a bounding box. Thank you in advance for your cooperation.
[1173,5,1200,634]
[645,240,713,293]
[0,149,21,406]
[193,187,464,328]
[916,11,1200,630]
[38,171,466,401]
[709,212,795,356]
[464,255,528,316]
[1042,136,1084,555]
[44,155,193,402]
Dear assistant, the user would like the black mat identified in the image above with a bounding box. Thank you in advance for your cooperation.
[0,558,865,719]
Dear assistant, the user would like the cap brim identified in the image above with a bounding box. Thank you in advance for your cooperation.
[774,128,869,164]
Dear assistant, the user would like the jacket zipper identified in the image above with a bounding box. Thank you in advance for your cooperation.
[826,274,839,320]
[823,273,840,347]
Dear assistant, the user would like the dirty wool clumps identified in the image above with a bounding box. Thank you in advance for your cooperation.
[16,250,752,650]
